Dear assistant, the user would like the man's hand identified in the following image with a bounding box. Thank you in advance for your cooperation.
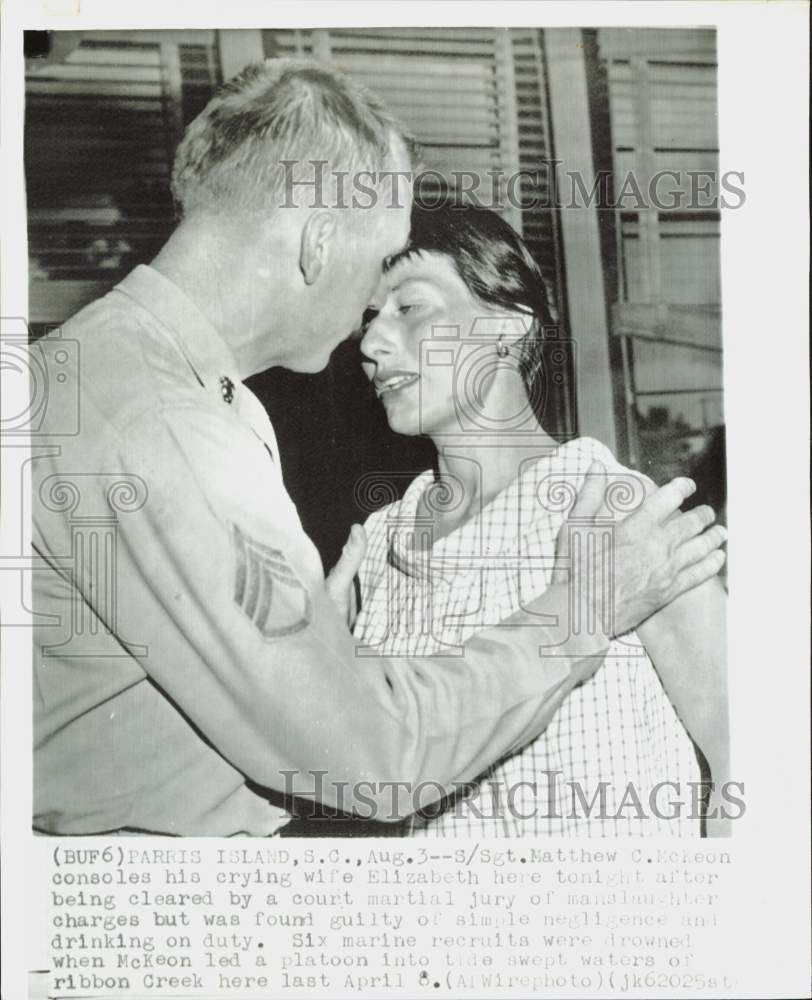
[554,461,727,639]
[325,524,367,628]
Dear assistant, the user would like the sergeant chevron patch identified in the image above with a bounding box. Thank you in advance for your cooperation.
[231,523,312,638]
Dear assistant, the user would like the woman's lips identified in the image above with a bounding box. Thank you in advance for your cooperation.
[374,372,420,398]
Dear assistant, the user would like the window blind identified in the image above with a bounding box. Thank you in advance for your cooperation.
[597,27,721,313]
[25,32,219,325]
[596,28,723,479]
[266,28,562,293]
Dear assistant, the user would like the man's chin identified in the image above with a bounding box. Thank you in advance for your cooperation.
[285,348,334,375]
[280,328,352,374]
[299,357,332,375]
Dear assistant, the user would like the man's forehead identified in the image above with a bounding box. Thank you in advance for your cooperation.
[386,130,416,174]
[373,204,411,260]
[378,136,414,214]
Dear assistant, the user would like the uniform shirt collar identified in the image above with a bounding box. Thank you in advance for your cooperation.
[113,264,240,392]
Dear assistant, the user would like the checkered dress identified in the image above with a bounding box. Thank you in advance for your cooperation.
[355,437,700,836]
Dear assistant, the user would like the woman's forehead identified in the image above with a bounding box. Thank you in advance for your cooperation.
[382,250,463,295]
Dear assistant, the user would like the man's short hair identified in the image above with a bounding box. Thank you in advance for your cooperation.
[171,58,417,217]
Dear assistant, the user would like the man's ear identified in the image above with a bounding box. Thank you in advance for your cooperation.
[299,210,337,285]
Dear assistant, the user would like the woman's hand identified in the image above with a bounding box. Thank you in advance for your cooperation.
[325,524,367,629]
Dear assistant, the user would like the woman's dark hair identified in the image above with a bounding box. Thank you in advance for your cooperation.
[685,424,727,523]
[385,201,558,408]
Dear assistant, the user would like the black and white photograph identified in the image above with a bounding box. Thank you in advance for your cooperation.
[1,3,809,999]
[24,24,732,840]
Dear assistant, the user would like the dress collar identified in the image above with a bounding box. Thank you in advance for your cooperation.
[387,470,436,580]
[387,445,566,581]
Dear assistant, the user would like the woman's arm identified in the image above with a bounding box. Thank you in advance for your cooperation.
[636,576,730,836]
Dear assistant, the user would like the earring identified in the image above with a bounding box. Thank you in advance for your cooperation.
[497,336,509,358]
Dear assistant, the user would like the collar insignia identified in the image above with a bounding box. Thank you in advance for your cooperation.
[220,375,235,404]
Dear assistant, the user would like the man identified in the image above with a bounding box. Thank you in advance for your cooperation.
[31,59,726,835]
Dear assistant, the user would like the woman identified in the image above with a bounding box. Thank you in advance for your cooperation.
[355,203,729,837]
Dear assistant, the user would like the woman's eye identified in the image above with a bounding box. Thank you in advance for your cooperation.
[360,307,379,332]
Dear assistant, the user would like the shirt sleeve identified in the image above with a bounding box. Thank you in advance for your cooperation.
[104,400,589,821]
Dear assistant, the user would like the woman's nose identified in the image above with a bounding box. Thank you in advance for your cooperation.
[360,310,395,360]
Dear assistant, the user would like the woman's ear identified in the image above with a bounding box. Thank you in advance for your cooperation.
[498,310,534,347]
[299,210,337,285]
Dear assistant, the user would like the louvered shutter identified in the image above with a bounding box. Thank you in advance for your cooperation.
[269,30,517,206]
[266,28,562,302]
[602,29,721,307]
[25,32,219,327]
[597,28,723,479]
